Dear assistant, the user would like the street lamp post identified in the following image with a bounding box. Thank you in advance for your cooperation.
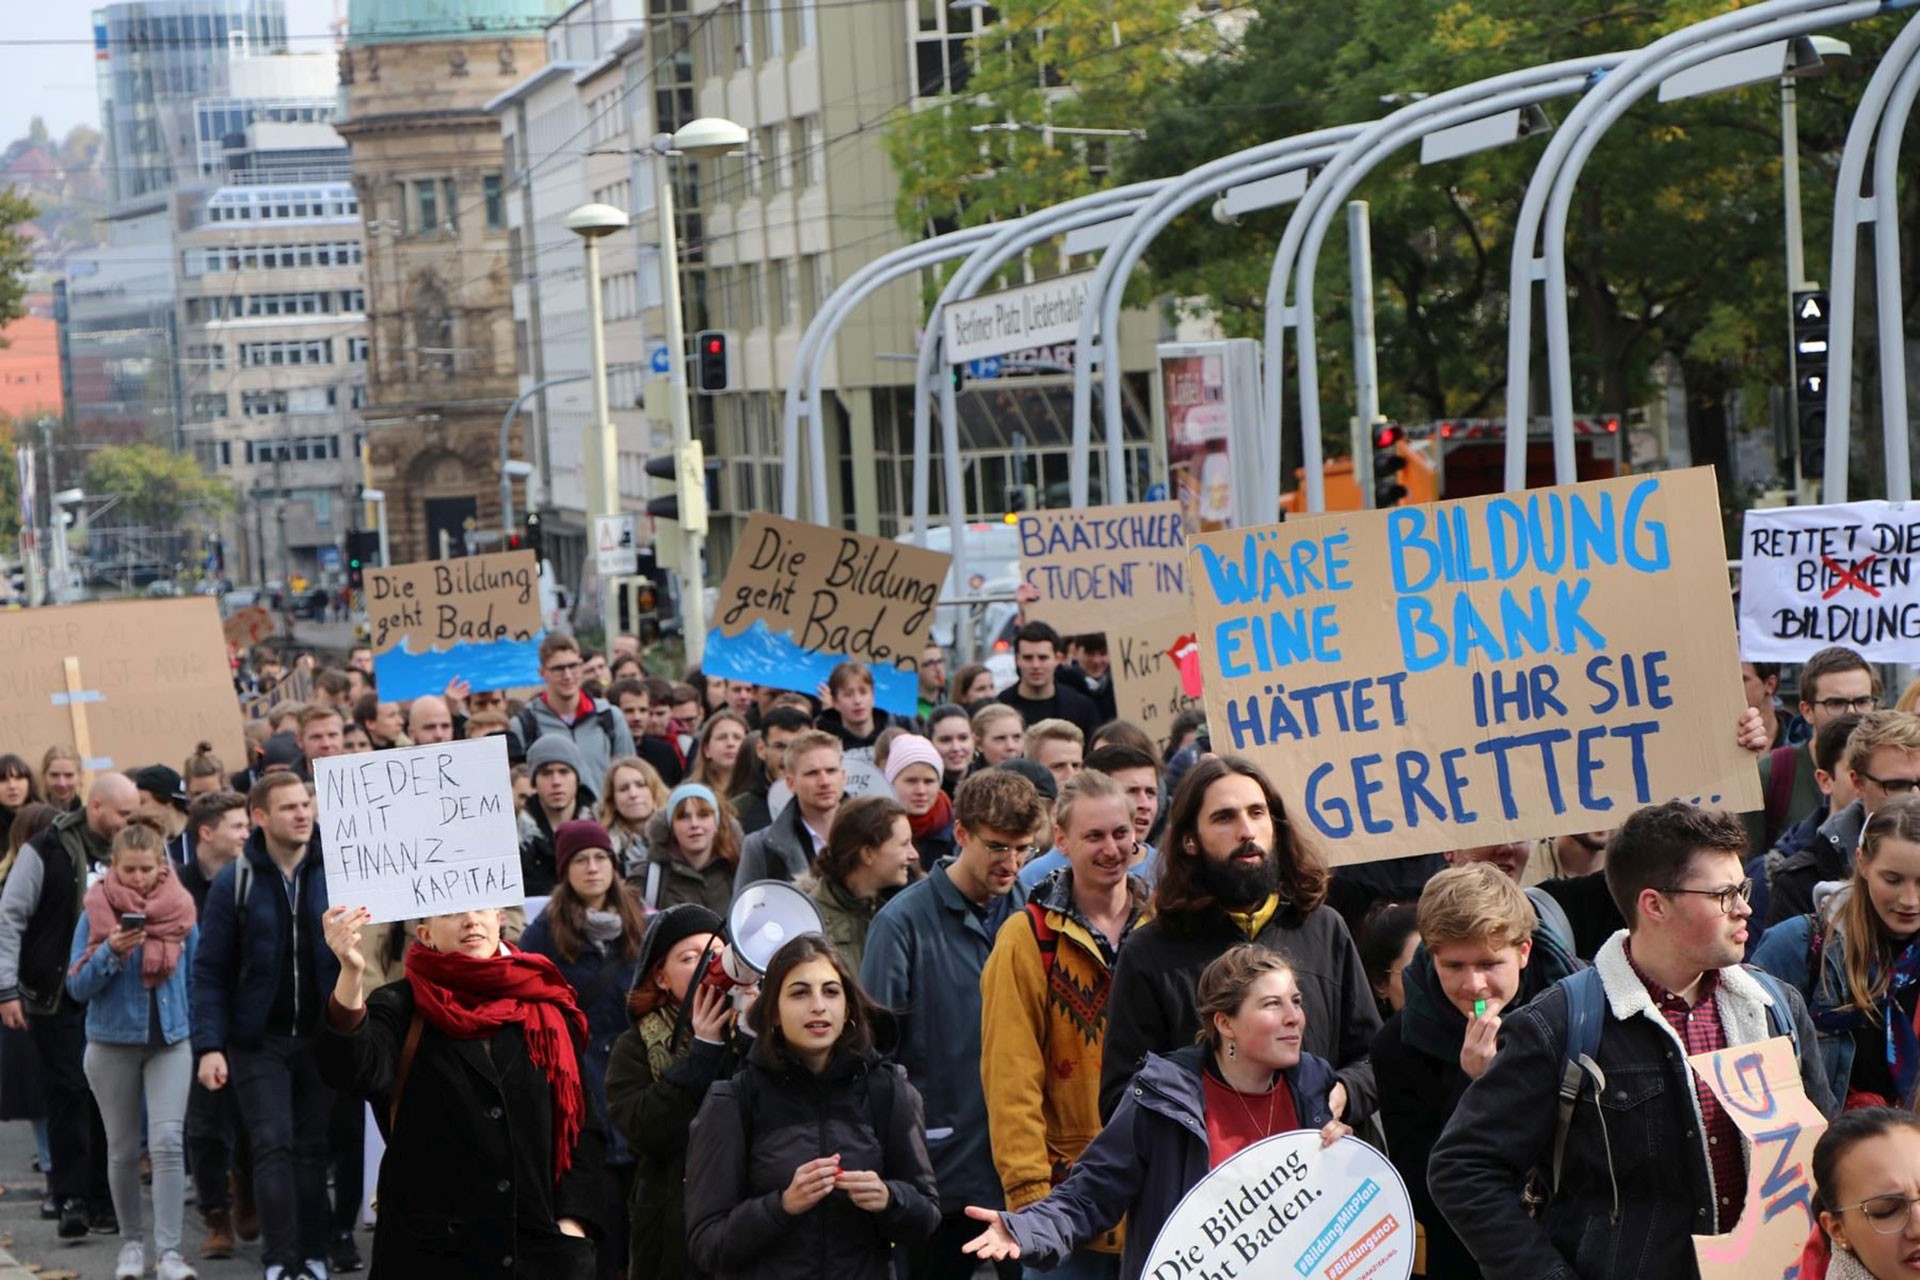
[565,201,633,645]
[1781,36,1849,500]
[652,116,748,666]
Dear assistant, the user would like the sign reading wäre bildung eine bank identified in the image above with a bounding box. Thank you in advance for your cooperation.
[1187,469,1757,863]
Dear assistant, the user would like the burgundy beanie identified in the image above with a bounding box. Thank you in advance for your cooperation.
[553,818,615,878]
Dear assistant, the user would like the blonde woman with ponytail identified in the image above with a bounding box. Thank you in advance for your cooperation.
[1753,794,1920,1110]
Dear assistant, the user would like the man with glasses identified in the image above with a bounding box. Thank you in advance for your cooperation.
[1432,800,1836,1280]
[861,769,1045,1280]
[505,634,634,787]
[1769,709,1920,926]
[1745,645,1880,854]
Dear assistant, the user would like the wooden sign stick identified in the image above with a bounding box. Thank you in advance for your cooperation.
[62,656,99,789]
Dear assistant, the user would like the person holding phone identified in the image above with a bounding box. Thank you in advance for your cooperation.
[67,817,199,1280]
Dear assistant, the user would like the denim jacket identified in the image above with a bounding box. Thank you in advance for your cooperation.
[1750,886,1873,1105]
[66,915,197,1047]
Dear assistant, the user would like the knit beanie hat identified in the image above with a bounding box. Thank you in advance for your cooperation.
[553,818,614,878]
[635,903,725,985]
[996,756,1058,801]
[882,735,943,785]
[526,733,585,779]
[667,782,718,819]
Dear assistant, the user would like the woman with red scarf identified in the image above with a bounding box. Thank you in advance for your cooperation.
[318,903,606,1279]
[883,735,954,867]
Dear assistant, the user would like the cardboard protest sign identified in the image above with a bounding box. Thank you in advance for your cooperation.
[1018,502,1202,746]
[239,667,314,721]
[223,605,277,647]
[366,550,543,700]
[1738,501,1920,662]
[0,598,245,778]
[314,735,522,924]
[768,753,886,821]
[705,514,950,718]
[1187,469,1759,864]
[1143,1132,1414,1280]
[1689,1036,1829,1280]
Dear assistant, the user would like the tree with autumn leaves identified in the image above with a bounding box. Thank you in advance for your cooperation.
[886,0,1920,505]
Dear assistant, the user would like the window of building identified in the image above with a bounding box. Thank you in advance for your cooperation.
[731,0,752,68]
[800,116,824,186]
[484,174,505,229]
[191,392,228,419]
[765,0,785,57]
[775,259,798,328]
[798,0,816,47]
[442,178,459,231]
[347,336,369,362]
[760,126,787,192]
[416,180,439,232]
[746,263,765,329]
[241,390,289,417]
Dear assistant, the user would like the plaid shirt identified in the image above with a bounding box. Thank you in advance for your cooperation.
[1623,942,1745,1230]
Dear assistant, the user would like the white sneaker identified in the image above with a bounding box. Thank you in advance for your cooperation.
[114,1240,145,1279]
[302,1261,330,1280]
[157,1251,198,1280]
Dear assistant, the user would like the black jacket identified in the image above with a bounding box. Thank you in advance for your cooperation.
[1766,798,1864,927]
[1428,935,1836,1280]
[317,977,606,1280]
[1371,930,1584,1280]
[9,809,109,1012]
[1054,664,1116,726]
[996,683,1099,738]
[814,708,900,753]
[1098,900,1380,1124]
[1535,872,1626,963]
[685,1044,941,1280]
[637,734,687,788]
[605,1015,749,1280]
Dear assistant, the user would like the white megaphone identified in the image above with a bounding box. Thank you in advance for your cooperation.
[703,880,825,992]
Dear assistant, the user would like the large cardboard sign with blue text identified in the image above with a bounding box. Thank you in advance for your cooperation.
[366,550,544,700]
[1689,1036,1828,1280]
[1187,469,1758,864]
[704,514,951,718]
[1018,502,1201,744]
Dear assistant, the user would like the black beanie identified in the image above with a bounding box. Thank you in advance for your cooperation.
[635,903,725,987]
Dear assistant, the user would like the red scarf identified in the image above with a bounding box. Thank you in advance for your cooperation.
[76,862,197,987]
[909,789,953,842]
[404,943,589,1178]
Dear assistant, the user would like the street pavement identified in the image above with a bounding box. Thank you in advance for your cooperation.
[0,1112,370,1279]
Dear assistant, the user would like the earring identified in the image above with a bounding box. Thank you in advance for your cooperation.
[1226,1040,1237,1059]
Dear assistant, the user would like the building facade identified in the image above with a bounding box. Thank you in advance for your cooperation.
[338,0,568,565]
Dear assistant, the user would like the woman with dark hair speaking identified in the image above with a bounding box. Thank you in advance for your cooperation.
[685,934,940,1280]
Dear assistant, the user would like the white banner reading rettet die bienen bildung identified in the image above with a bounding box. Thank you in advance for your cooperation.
[1739,500,1920,663]
[314,735,522,925]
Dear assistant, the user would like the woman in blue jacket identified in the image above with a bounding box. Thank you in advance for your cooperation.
[960,944,1350,1280]
[521,818,650,1280]
[1753,795,1920,1109]
[67,817,199,1280]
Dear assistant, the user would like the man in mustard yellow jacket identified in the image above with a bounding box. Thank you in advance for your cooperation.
[981,769,1147,1280]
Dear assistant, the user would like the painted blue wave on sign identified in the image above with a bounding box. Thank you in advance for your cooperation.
[373,634,546,702]
[702,620,919,716]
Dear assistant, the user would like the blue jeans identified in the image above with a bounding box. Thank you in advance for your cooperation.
[230,1035,332,1270]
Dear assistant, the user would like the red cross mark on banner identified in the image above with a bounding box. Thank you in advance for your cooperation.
[1821,554,1881,600]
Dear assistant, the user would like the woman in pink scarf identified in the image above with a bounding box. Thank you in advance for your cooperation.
[66,815,199,1280]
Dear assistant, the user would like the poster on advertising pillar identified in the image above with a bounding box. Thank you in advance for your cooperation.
[1017,502,1202,750]
[1142,1132,1414,1280]
[1186,468,1759,864]
[1737,500,1920,662]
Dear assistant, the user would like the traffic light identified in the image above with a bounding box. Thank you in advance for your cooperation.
[344,529,380,590]
[1793,290,1830,485]
[694,330,737,394]
[646,442,717,536]
[1372,424,1409,508]
[507,512,544,561]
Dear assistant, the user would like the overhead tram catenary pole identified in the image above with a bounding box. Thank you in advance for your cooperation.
[783,226,1000,522]
[1505,0,1888,494]
[1822,11,1920,502]
[1264,56,1624,514]
[1066,125,1370,510]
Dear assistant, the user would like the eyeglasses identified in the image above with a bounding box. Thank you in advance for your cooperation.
[1860,771,1920,796]
[1841,1192,1920,1233]
[980,839,1037,859]
[545,661,583,675]
[1816,696,1879,714]
[1660,879,1754,915]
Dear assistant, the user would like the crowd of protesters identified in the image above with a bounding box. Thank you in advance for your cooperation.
[1,607,1920,1280]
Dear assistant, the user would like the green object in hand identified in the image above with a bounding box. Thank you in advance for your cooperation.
[1473,999,1487,1019]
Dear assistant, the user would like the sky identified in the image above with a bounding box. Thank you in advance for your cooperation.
[0,0,341,151]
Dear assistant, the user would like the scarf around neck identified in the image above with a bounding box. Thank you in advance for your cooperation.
[76,862,197,988]
[405,943,589,1177]
[582,908,626,945]
[909,790,953,841]
[1809,919,1920,1106]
